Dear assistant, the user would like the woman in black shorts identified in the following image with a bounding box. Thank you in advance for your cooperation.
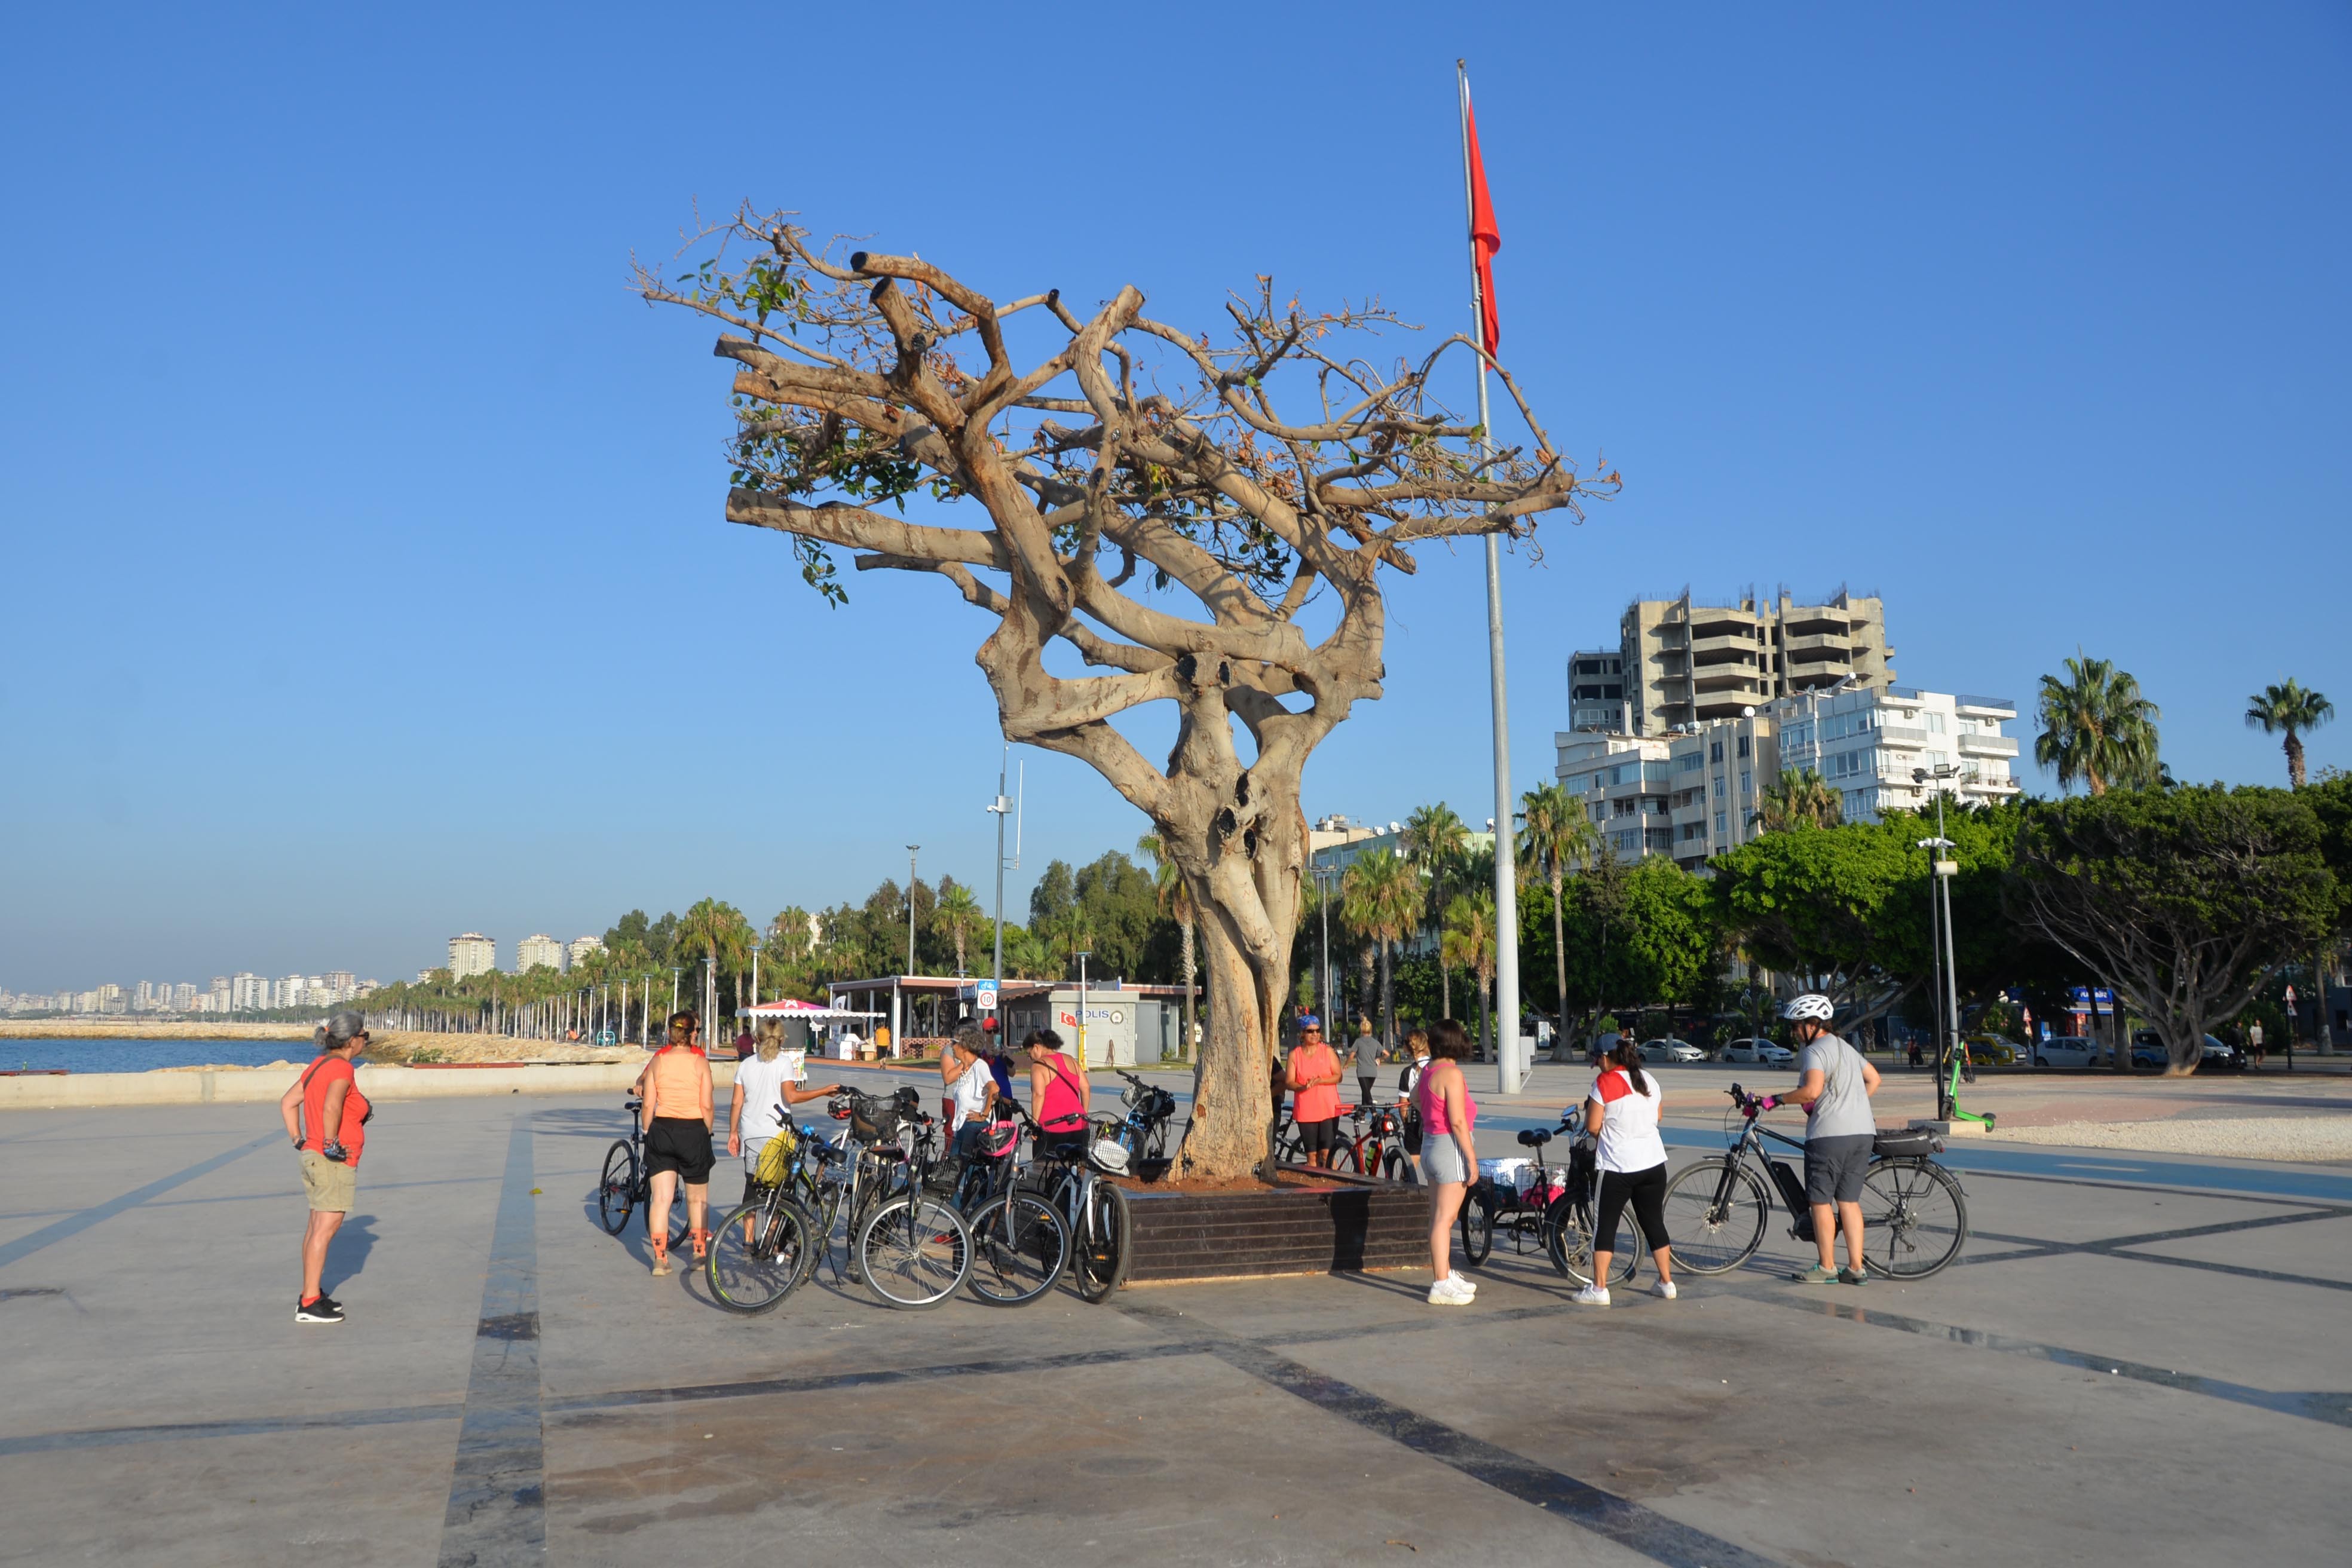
[636,1010,716,1276]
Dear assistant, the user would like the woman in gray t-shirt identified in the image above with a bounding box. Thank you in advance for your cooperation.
[1759,995,1881,1284]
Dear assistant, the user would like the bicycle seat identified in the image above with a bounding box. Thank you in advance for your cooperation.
[623,1098,644,1111]
[864,1146,907,1164]
[1516,1128,1552,1148]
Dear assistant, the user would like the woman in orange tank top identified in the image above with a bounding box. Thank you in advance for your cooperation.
[635,1010,715,1276]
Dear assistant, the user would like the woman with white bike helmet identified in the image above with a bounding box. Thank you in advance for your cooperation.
[1753,993,1881,1284]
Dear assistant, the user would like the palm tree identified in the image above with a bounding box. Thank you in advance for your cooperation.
[674,898,754,1030]
[1750,767,1843,831]
[1518,780,1599,1046]
[1403,803,1470,1013]
[2036,653,2162,794]
[1441,891,1499,1062]
[2246,679,2334,789]
[1138,832,1198,1059]
[1341,850,1419,1049]
[933,884,982,974]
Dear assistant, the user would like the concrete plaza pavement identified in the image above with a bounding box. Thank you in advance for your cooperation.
[2,1072,2348,1566]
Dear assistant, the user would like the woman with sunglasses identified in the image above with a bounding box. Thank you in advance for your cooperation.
[278,1010,373,1325]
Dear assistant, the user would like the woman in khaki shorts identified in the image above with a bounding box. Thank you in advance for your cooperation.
[277,1011,373,1325]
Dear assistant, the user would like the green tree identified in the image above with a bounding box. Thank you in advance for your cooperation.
[2035,653,2161,795]
[2008,785,2340,1071]
[1342,848,1419,1049]
[675,898,756,1020]
[1402,803,1470,1013]
[1751,768,1842,831]
[934,883,982,975]
[1518,779,1600,1034]
[2246,679,2334,791]
[1441,891,1498,1059]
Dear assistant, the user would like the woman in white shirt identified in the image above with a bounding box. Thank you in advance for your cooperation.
[1574,1039,1677,1306]
[727,1030,841,1224]
[939,1024,998,1162]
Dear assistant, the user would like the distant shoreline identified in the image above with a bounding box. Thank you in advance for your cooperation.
[0,1020,313,1040]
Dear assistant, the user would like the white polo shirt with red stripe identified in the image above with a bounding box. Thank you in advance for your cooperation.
[1588,1067,1667,1174]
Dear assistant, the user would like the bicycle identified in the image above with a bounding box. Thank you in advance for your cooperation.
[833,1088,973,1310]
[703,1131,821,1315]
[1101,1070,1178,1177]
[1331,1100,1414,1181]
[1012,1100,1131,1302]
[1457,1119,1643,1287]
[1661,1083,1970,1278]
[953,1108,1071,1306]
[595,1095,690,1250]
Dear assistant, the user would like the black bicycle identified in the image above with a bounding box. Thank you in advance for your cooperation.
[1101,1070,1178,1178]
[595,1095,690,1249]
[954,1104,1071,1306]
[1459,1119,1643,1286]
[1662,1083,1969,1278]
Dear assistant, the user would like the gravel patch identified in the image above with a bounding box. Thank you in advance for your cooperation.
[1990,1116,2352,1165]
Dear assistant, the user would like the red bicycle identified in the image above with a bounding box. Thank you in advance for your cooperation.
[1330,1100,1415,1181]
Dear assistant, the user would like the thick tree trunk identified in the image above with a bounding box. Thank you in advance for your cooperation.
[1180,920,1196,1061]
[1380,939,1395,1051]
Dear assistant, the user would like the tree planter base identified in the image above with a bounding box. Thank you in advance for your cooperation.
[1114,1166,1433,1288]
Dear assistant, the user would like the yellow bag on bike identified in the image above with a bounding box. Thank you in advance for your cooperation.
[753,1123,800,1187]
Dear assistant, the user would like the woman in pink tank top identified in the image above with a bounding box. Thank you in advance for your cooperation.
[1414,1019,1482,1306]
[1025,1027,1090,1151]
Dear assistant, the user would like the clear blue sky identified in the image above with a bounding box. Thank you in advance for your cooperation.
[4,2,2345,990]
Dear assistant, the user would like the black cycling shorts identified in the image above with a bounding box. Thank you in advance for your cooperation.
[1294,1116,1340,1156]
[645,1116,714,1183]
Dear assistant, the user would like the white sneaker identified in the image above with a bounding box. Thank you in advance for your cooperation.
[1428,1276,1474,1306]
[1653,1279,1678,1300]
[1570,1285,1610,1306]
[1455,1273,1478,1296]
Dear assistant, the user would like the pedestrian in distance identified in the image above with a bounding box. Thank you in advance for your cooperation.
[733,1025,757,1061]
[1025,1027,1091,1156]
[1573,1039,1677,1305]
[278,1010,373,1325]
[1285,1015,1345,1169]
[727,1027,840,1241]
[1350,1015,1383,1108]
[1416,1019,1480,1305]
[981,1018,1015,1099]
[636,1010,716,1277]
[2247,1019,2266,1069]
[1755,994,1881,1284]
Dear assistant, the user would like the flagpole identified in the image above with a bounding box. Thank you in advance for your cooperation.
[1459,60,1523,1095]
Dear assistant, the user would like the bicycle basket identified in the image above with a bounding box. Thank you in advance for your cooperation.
[752,1128,799,1186]
[1872,1127,1943,1158]
[847,1094,903,1145]
[1086,1139,1132,1176]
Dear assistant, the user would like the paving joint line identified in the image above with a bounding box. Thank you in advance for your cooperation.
[0,1132,278,1272]
[434,1114,545,1568]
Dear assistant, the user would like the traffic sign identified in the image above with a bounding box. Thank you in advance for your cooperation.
[976,985,997,1012]
[2284,985,2297,1006]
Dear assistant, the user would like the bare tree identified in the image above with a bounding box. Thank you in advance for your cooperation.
[636,210,1610,1178]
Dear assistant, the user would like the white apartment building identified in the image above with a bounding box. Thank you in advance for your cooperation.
[1555,715,1791,868]
[516,933,565,973]
[565,935,605,969]
[449,933,498,979]
[1774,686,2020,823]
[231,972,267,1010]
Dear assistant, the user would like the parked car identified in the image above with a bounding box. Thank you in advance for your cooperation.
[2032,1035,2108,1068]
[2131,1029,2244,1071]
[1961,1033,2019,1068]
[1637,1038,1704,1064]
[1722,1037,1795,1067]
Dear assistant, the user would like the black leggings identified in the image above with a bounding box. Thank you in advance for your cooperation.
[1594,1162,1671,1254]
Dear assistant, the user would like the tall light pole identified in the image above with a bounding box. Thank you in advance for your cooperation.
[906,844,921,976]
[1312,860,1337,1028]
[749,939,762,1012]
[669,967,681,1031]
[1076,948,1093,1073]
[988,751,1013,1003]
[1914,762,1962,1123]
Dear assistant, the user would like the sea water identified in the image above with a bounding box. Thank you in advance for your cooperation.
[0,1038,307,1074]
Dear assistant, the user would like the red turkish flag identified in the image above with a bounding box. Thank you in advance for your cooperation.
[1465,100,1502,357]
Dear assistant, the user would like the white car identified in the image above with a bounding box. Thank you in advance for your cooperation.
[2032,1036,2108,1068]
[1638,1038,1704,1064]
[1722,1037,1794,1068]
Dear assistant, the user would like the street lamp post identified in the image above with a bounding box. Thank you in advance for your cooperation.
[1914,762,1963,1123]
[750,938,762,1016]
[1312,861,1337,1030]
[670,967,681,1031]
[1076,948,1093,1073]
[906,844,921,978]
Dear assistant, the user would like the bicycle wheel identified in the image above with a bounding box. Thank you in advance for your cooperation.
[1660,1161,1769,1275]
[967,1192,1068,1306]
[1459,1183,1496,1266]
[1073,1183,1131,1303]
[1383,1147,1416,1184]
[1545,1194,1644,1286]
[596,1141,636,1235]
[705,1199,811,1314]
[1328,1136,1362,1176]
[855,1194,970,1309]
[1861,1158,1968,1278]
